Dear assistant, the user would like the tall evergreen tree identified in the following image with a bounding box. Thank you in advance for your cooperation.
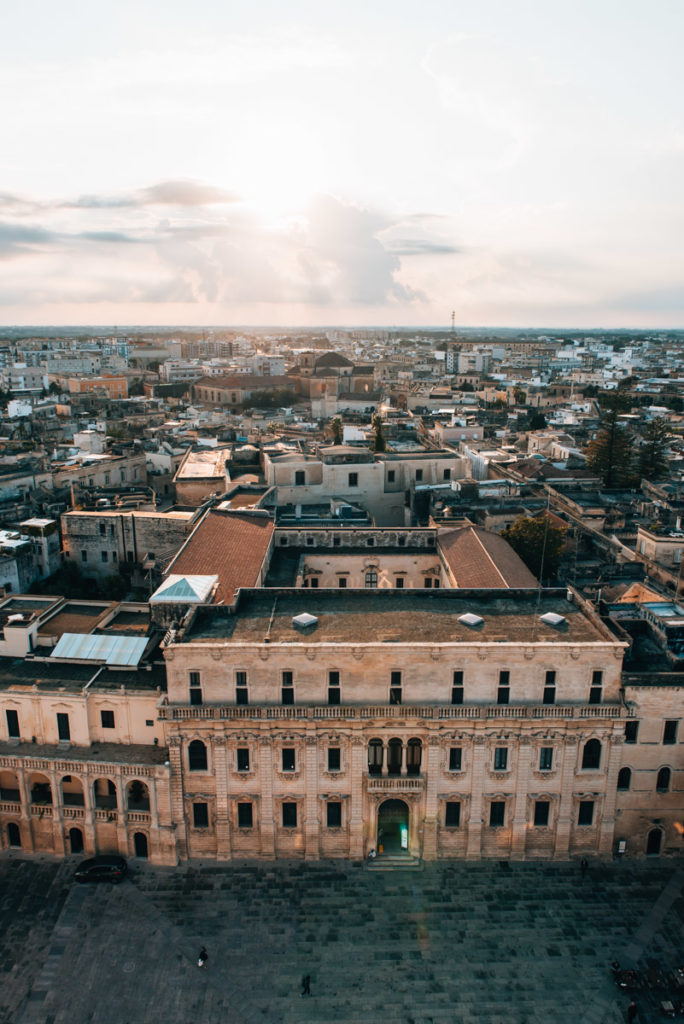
[637,418,670,481]
[586,391,636,487]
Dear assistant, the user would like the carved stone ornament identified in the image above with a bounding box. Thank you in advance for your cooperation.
[212,735,227,746]
[258,649,270,661]
[168,735,182,747]
[305,648,316,661]
[351,736,366,747]
[570,648,580,660]
[524,648,535,660]
[430,648,441,661]
[306,735,318,746]
[351,648,364,661]
[165,650,175,661]
[211,650,223,661]
[428,735,442,747]
[609,733,624,746]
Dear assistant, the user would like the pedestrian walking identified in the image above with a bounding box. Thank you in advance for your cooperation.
[197,946,208,968]
[627,999,638,1023]
[580,857,588,877]
[300,974,311,997]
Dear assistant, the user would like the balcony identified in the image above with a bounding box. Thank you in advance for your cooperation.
[366,775,424,793]
[160,703,627,722]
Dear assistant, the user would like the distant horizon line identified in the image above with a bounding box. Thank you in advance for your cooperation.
[0,323,682,334]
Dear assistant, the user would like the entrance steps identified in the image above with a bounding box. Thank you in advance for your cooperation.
[367,854,423,871]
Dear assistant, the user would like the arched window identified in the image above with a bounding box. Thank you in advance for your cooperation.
[656,766,671,792]
[387,738,403,775]
[581,739,601,770]
[368,739,383,776]
[188,740,208,771]
[365,568,378,588]
[407,738,422,776]
[617,767,631,791]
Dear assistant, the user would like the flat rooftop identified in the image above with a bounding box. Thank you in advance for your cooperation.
[0,740,168,766]
[184,589,613,646]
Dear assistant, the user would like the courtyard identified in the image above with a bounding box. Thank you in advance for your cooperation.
[0,854,682,1024]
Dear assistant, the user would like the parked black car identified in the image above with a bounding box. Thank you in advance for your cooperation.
[74,855,128,884]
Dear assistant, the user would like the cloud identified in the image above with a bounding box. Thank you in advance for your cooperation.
[64,179,240,210]
[0,222,59,257]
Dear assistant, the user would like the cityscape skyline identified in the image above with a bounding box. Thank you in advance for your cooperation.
[1,0,683,328]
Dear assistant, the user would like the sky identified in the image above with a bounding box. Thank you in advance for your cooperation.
[1,0,683,328]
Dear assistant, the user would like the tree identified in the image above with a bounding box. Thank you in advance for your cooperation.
[330,417,343,445]
[502,513,567,581]
[529,411,547,430]
[371,414,386,453]
[586,391,636,488]
[513,386,526,406]
[637,418,670,481]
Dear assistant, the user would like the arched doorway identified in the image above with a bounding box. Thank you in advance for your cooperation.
[134,832,148,859]
[69,827,84,854]
[7,822,21,847]
[646,828,663,856]
[377,799,409,856]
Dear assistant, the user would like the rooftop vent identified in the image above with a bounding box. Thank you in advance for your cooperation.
[540,612,566,627]
[459,612,484,627]
[293,612,318,630]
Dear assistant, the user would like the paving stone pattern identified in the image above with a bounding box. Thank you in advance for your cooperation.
[1,854,683,1024]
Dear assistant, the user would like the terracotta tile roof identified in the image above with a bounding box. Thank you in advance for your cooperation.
[438,525,538,588]
[167,510,274,605]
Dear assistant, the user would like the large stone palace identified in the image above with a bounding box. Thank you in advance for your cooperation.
[0,516,682,863]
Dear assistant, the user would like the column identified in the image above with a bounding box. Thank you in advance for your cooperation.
[17,765,35,854]
[598,731,623,857]
[212,735,232,861]
[400,742,408,777]
[82,769,96,856]
[258,736,276,858]
[48,766,66,856]
[167,735,188,861]
[554,737,578,859]
[510,739,531,859]
[349,736,365,858]
[115,772,129,856]
[304,734,320,861]
[466,736,485,860]
[422,735,441,860]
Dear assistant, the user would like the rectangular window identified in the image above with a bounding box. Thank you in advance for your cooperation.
[387,470,395,483]
[236,671,248,706]
[112,551,117,562]
[494,747,508,771]
[445,801,461,827]
[328,670,340,705]
[389,671,402,705]
[100,710,115,729]
[189,681,202,706]
[326,802,342,828]
[328,747,341,771]
[497,669,510,705]
[237,803,253,828]
[99,523,106,536]
[543,670,556,705]
[101,550,108,563]
[397,535,405,546]
[294,471,305,485]
[189,671,201,686]
[282,802,297,828]
[663,720,678,745]
[193,802,209,828]
[6,709,19,739]
[333,536,341,547]
[282,748,295,772]
[281,671,294,706]
[237,748,250,772]
[309,577,319,588]
[578,800,594,826]
[57,712,70,741]
[348,472,358,486]
[539,746,553,771]
[449,747,462,771]
[81,550,88,562]
[424,578,432,588]
[395,576,404,588]
[338,576,347,588]
[589,669,603,705]
[451,670,464,705]
[415,468,423,481]
[443,468,451,480]
[534,800,550,827]
[624,721,639,744]
[489,801,505,827]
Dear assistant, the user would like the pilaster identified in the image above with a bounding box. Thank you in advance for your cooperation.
[511,742,531,859]
[258,736,276,858]
[554,739,578,859]
[212,736,232,861]
[598,732,623,857]
[422,734,441,860]
[304,734,320,860]
[349,737,365,858]
[168,735,188,861]
[466,736,485,860]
